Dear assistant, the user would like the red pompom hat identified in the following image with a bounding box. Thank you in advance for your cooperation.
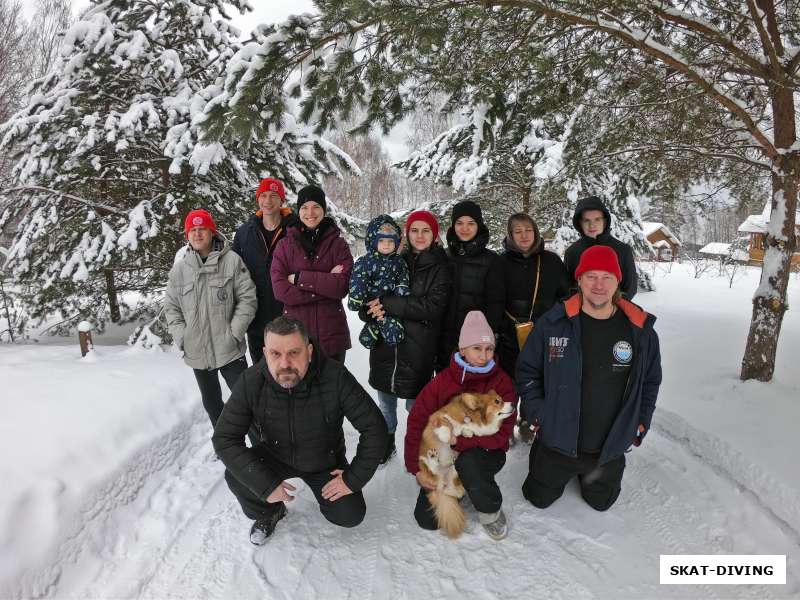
[575,245,622,282]
[256,178,286,202]
[184,209,218,239]
[405,209,440,241]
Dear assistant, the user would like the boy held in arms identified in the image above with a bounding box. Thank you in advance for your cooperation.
[348,215,410,349]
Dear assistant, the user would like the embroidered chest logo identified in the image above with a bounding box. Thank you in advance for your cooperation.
[217,288,228,302]
[613,341,632,364]
[548,336,569,361]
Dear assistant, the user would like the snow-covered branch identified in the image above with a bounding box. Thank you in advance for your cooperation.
[1,186,125,216]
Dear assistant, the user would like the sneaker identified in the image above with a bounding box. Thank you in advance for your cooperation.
[481,509,508,541]
[379,432,396,465]
[249,504,287,545]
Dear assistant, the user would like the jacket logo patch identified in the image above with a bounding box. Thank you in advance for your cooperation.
[548,336,569,361]
[217,288,228,302]
[613,341,632,363]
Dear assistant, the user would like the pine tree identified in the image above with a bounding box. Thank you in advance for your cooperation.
[0,0,352,331]
[202,0,798,381]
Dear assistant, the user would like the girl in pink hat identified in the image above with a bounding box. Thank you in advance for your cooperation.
[404,310,516,540]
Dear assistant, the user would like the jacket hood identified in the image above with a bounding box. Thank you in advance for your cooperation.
[572,196,611,238]
[561,293,656,329]
[365,214,402,254]
[446,223,491,256]
[251,206,299,228]
[288,216,340,240]
[185,233,230,266]
[502,234,543,258]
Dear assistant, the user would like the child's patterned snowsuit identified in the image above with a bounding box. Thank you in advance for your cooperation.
[348,215,410,348]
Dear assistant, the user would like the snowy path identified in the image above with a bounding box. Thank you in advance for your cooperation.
[47,410,799,600]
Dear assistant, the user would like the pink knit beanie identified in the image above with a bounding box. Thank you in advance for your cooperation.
[458,310,495,349]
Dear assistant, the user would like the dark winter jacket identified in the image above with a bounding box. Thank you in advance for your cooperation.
[348,215,410,347]
[212,342,388,499]
[438,226,504,370]
[271,218,354,356]
[498,238,571,375]
[516,294,662,465]
[366,244,452,399]
[404,353,516,474]
[232,208,299,334]
[564,196,638,300]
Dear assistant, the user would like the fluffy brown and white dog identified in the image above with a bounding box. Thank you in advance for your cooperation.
[418,390,514,538]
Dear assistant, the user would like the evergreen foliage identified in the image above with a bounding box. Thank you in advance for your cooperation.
[0,0,353,330]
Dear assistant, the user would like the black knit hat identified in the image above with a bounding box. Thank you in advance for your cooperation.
[297,185,327,213]
[451,200,483,225]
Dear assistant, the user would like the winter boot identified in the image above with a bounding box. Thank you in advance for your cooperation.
[380,432,396,465]
[480,509,508,541]
[249,504,287,545]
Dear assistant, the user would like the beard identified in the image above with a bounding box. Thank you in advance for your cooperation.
[586,296,612,311]
[275,367,301,389]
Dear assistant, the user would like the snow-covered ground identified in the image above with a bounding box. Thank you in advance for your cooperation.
[1,262,798,599]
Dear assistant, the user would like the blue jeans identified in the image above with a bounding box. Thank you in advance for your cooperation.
[376,391,415,434]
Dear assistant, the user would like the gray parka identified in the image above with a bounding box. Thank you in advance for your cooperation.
[164,236,257,370]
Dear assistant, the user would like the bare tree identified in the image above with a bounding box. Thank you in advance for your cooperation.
[0,0,30,141]
[29,0,72,79]
[0,0,32,248]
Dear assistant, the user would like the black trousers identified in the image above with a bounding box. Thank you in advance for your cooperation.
[522,441,626,511]
[225,445,366,528]
[192,356,248,426]
[246,330,264,366]
[414,447,506,530]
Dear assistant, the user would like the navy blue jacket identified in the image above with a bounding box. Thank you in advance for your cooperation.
[232,208,299,334]
[516,294,661,464]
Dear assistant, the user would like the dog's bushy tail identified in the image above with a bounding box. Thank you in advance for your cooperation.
[428,491,465,538]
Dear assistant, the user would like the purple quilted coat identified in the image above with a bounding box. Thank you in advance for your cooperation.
[271,223,354,356]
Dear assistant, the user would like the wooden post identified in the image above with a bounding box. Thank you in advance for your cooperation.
[78,321,94,357]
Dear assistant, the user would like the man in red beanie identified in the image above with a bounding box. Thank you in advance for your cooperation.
[233,178,299,364]
[516,245,662,512]
[165,208,257,427]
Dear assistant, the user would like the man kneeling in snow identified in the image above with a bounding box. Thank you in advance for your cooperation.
[516,245,662,511]
[213,316,388,545]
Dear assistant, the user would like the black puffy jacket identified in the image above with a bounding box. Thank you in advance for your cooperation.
[498,240,570,376]
[438,226,504,370]
[563,196,638,300]
[212,343,388,500]
[366,244,451,399]
[232,208,299,333]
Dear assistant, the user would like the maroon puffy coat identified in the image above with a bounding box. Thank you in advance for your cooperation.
[404,353,516,475]
[271,222,354,356]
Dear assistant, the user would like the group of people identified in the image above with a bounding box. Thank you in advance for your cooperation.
[163,177,662,545]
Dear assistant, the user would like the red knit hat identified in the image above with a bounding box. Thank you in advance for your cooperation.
[184,209,217,239]
[405,210,440,241]
[256,178,286,202]
[575,245,622,281]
